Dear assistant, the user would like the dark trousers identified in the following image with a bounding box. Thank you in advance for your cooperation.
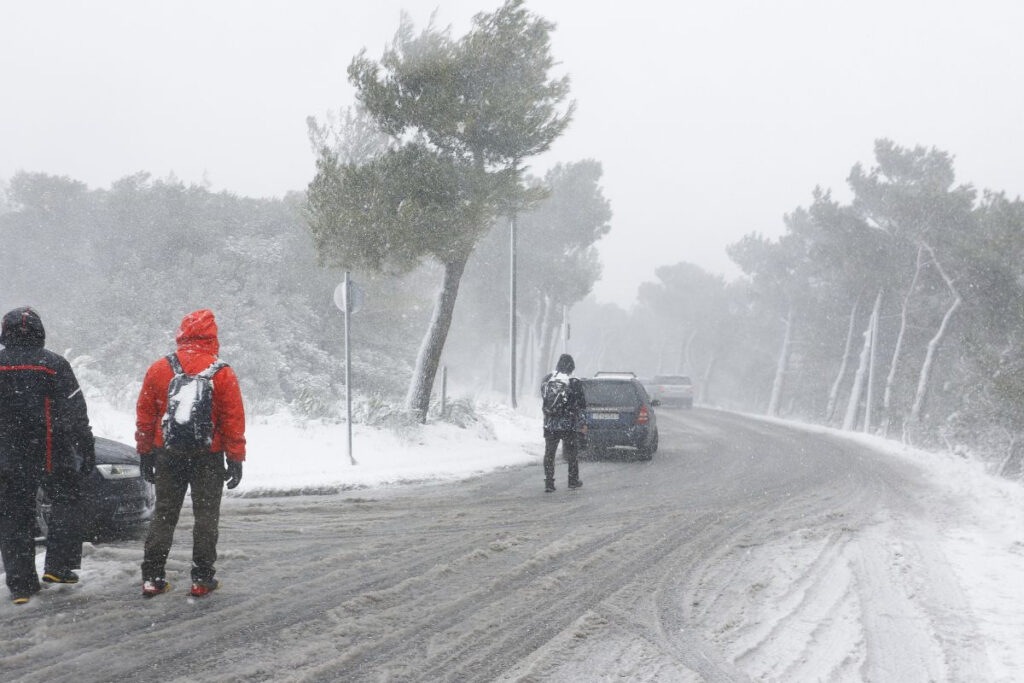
[142,450,225,583]
[41,467,84,573]
[0,469,41,596]
[0,466,82,596]
[543,433,579,484]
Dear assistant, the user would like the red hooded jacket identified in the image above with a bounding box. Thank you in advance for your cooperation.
[135,310,246,461]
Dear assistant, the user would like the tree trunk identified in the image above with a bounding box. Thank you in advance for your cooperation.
[677,333,686,375]
[863,289,883,433]
[998,437,1023,479]
[843,303,876,431]
[538,296,553,382]
[882,245,924,436]
[529,299,549,393]
[825,298,860,423]
[908,243,962,425]
[534,296,553,380]
[517,319,532,405]
[519,299,545,404]
[680,330,697,374]
[490,342,503,393]
[767,306,794,417]
[405,250,471,422]
[541,312,561,378]
[594,333,609,372]
[700,352,717,404]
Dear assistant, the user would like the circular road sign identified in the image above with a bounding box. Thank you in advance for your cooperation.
[333,281,364,314]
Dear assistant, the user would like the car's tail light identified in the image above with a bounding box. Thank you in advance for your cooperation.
[637,405,650,424]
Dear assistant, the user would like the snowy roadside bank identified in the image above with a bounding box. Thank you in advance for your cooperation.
[88,398,541,496]
[742,409,1024,678]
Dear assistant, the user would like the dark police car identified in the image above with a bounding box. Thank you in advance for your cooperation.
[36,436,155,540]
[581,374,660,460]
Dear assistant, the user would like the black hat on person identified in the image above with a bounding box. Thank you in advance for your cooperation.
[1,306,46,348]
[555,353,575,374]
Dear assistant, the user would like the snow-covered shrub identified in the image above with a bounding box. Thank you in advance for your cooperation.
[69,354,140,412]
[352,396,420,435]
[291,374,335,419]
[429,397,496,439]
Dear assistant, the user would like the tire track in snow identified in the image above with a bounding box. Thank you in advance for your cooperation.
[0,408,994,681]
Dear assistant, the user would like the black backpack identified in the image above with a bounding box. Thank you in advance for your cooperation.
[161,353,227,452]
[542,376,570,417]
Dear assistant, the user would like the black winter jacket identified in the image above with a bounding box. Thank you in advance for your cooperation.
[0,307,94,473]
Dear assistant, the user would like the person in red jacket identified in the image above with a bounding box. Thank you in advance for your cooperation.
[135,309,246,598]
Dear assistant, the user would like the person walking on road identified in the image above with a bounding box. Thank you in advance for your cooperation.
[540,353,587,493]
[0,307,96,605]
[135,309,246,598]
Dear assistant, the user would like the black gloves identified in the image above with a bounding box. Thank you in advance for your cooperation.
[140,452,156,484]
[80,444,96,475]
[225,460,243,489]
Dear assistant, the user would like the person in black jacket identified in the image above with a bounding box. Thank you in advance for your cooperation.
[0,307,96,604]
[540,353,586,493]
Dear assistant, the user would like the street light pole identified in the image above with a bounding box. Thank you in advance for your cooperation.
[509,211,518,408]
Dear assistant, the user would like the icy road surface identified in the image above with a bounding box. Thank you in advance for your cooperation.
[2,409,1018,681]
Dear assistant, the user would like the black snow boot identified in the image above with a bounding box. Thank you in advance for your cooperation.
[42,569,79,584]
[544,480,556,493]
[568,479,583,489]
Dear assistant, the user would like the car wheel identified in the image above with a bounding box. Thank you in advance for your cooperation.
[638,434,656,461]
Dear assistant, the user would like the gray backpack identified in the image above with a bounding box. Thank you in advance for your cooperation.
[542,377,570,417]
[161,354,227,452]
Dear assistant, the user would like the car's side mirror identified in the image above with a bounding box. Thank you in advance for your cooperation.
[650,399,661,407]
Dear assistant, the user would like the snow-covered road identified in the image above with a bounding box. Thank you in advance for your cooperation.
[2,409,1021,681]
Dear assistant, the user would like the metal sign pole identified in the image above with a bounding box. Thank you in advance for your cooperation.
[344,271,356,465]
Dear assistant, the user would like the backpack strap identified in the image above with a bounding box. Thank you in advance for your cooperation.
[198,360,229,380]
[166,354,227,379]
[166,353,185,375]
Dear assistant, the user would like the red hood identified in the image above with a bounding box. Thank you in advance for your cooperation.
[175,309,220,356]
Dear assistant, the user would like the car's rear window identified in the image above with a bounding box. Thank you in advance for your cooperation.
[653,375,691,385]
[583,380,640,406]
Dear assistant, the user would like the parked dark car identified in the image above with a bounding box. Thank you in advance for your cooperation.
[594,371,637,379]
[649,375,694,408]
[35,436,155,540]
[581,376,659,460]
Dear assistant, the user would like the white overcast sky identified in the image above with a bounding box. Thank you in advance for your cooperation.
[2,1,1023,306]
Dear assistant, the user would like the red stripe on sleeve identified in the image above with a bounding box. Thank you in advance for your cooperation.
[0,365,57,375]
[44,397,53,473]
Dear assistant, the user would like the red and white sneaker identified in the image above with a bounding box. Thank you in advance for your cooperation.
[190,579,220,597]
[142,578,171,597]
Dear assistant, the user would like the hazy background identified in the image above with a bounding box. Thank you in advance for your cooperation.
[4,0,1022,306]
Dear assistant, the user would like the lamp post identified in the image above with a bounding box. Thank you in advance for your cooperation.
[509,211,518,408]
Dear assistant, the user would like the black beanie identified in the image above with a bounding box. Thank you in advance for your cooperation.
[555,353,575,374]
[0,307,46,348]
